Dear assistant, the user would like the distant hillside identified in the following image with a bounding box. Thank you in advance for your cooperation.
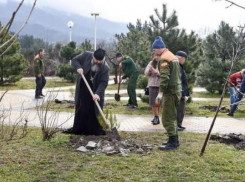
[0,1,128,43]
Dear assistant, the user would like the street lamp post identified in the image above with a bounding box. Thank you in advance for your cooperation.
[91,13,99,50]
[67,21,74,42]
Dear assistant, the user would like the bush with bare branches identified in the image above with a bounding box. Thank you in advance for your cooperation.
[35,89,73,141]
[0,90,29,142]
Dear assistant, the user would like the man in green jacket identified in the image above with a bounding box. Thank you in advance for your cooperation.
[34,49,46,99]
[153,36,182,150]
[116,53,139,108]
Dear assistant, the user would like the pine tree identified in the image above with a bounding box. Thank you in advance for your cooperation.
[197,21,245,93]
[148,4,202,87]
[0,23,29,85]
[115,19,152,72]
[79,39,93,52]
[57,40,93,82]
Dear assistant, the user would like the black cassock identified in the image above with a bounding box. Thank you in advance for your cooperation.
[72,70,105,135]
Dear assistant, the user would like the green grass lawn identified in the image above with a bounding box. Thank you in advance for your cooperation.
[1,129,245,182]
[186,100,245,118]
[106,83,128,90]
[192,91,230,98]
[0,78,75,91]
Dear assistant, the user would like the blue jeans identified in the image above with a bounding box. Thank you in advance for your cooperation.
[229,87,237,105]
[230,75,245,114]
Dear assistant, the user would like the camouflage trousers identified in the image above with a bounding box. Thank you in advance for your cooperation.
[161,92,181,136]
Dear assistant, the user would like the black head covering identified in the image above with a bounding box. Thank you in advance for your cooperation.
[94,48,106,60]
[116,52,123,58]
[176,51,188,59]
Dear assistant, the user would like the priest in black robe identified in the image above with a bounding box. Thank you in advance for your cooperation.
[63,48,109,135]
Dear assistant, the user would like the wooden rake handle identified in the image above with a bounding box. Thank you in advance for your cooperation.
[81,74,110,129]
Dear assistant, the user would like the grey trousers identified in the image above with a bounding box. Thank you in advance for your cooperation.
[177,99,185,126]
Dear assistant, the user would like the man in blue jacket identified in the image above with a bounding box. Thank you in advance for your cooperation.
[176,51,189,131]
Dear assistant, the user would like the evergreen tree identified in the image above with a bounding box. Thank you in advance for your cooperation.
[57,40,93,82]
[148,4,202,87]
[197,21,245,93]
[115,19,152,72]
[80,39,93,52]
[19,35,61,76]
[59,41,79,64]
[0,23,29,85]
[148,4,178,43]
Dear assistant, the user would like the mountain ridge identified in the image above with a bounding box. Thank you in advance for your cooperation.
[0,1,128,43]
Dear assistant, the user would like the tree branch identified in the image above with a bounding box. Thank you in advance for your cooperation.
[0,38,17,57]
[224,0,245,9]
[0,90,8,103]
[0,0,24,41]
[0,0,37,50]
[215,0,245,10]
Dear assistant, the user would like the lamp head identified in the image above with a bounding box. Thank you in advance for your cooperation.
[67,21,74,28]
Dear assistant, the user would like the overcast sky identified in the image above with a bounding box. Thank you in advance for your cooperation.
[1,0,245,34]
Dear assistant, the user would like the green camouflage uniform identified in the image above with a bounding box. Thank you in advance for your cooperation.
[34,56,44,75]
[121,56,139,106]
[159,49,182,136]
[33,55,46,98]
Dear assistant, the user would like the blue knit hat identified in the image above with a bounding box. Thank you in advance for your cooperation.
[176,51,187,59]
[152,36,165,49]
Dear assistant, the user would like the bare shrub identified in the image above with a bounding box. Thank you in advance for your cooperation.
[0,90,29,142]
[35,89,73,141]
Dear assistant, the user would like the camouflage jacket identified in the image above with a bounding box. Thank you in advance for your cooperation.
[34,55,44,75]
[159,49,182,94]
[121,56,138,79]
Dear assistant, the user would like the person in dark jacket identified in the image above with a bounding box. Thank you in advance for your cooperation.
[176,51,189,131]
[63,48,110,135]
[34,49,46,99]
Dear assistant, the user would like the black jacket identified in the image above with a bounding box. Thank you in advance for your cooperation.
[180,64,189,97]
[72,51,110,115]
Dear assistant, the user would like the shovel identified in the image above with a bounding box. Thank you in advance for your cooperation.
[81,74,121,141]
[115,67,122,101]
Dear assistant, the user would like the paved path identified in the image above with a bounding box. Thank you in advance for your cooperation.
[4,110,245,134]
[0,88,229,109]
[0,87,244,134]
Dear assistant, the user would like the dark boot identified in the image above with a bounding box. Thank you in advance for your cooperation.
[177,125,186,131]
[62,127,74,134]
[129,105,137,109]
[162,135,179,146]
[153,116,160,125]
[40,93,45,97]
[162,138,170,145]
[159,136,179,151]
[227,112,234,117]
[35,96,43,99]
